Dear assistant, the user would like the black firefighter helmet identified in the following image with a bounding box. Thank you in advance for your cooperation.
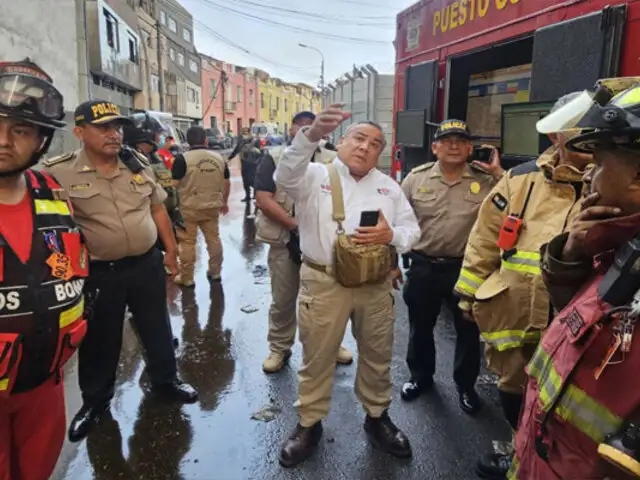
[537,77,640,154]
[123,111,168,150]
[0,58,66,171]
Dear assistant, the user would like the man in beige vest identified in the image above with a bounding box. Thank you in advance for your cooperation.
[255,111,353,373]
[172,126,230,286]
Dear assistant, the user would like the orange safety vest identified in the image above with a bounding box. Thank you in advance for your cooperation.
[0,170,88,396]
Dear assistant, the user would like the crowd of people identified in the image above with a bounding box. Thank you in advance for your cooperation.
[1,55,640,480]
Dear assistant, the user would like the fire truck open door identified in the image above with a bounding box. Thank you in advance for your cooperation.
[399,60,438,179]
[530,5,626,102]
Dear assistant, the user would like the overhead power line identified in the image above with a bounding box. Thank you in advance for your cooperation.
[220,0,395,24]
[189,0,392,44]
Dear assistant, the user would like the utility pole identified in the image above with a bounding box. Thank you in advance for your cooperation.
[156,21,164,110]
[221,70,227,132]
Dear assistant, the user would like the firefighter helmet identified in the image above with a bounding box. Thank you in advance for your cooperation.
[537,77,640,153]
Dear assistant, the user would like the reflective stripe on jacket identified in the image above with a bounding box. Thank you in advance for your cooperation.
[454,150,587,351]
[509,266,637,479]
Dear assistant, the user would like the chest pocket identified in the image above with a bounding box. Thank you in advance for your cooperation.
[412,190,438,217]
[464,192,485,205]
[67,188,101,216]
[129,180,153,208]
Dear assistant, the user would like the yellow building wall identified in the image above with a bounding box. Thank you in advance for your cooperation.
[257,79,322,131]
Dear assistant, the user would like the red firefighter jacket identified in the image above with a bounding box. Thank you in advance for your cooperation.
[510,218,640,479]
[0,170,88,396]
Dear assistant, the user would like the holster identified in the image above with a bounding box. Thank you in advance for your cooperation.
[287,230,302,266]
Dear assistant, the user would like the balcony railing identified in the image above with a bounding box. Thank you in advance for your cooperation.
[224,101,237,112]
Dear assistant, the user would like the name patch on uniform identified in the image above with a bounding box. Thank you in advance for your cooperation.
[491,193,508,212]
[418,187,431,193]
[70,183,91,191]
[377,188,390,196]
[469,182,481,195]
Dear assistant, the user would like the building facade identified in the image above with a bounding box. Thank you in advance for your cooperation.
[156,0,201,130]
[86,0,142,113]
[0,0,87,155]
[257,73,322,134]
[134,0,162,111]
[201,56,258,134]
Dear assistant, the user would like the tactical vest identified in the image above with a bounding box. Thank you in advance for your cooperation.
[255,147,336,245]
[177,148,226,211]
[150,158,177,212]
[0,170,88,395]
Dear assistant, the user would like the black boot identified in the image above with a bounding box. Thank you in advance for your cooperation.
[476,453,513,479]
[68,403,110,442]
[364,410,412,458]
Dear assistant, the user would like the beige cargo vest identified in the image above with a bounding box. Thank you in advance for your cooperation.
[177,148,226,211]
[256,147,337,245]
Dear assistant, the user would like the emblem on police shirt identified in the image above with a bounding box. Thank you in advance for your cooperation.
[132,174,145,185]
[70,183,91,191]
[469,182,481,195]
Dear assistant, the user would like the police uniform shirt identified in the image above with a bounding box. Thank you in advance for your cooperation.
[401,161,496,258]
[172,146,231,181]
[44,149,167,261]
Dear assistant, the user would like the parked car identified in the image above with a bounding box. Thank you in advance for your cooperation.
[205,128,232,149]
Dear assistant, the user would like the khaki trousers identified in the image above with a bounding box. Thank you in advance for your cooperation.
[295,264,395,427]
[177,207,222,282]
[267,245,300,354]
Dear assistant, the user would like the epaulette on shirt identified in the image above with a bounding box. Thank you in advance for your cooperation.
[42,152,75,167]
[410,162,434,174]
[509,160,540,177]
[469,163,494,175]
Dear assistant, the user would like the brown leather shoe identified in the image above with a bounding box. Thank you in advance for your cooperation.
[364,411,412,458]
[279,422,323,468]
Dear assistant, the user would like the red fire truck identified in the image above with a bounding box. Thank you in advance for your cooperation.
[391,0,640,181]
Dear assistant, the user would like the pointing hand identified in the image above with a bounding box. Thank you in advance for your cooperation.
[306,104,352,142]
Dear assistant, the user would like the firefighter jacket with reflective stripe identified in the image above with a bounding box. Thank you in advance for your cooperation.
[0,170,88,395]
[454,150,587,352]
[509,262,636,479]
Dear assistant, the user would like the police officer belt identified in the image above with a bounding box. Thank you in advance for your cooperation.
[303,257,332,275]
[408,251,462,265]
[89,248,154,271]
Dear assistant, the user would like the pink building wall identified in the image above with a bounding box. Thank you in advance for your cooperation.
[201,56,259,134]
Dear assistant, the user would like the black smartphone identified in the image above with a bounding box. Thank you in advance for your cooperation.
[360,210,380,227]
[471,146,494,163]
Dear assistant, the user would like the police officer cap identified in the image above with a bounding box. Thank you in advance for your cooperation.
[74,100,131,127]
[433,119,472,141]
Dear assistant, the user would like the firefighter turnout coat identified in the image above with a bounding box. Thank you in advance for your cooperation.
[454,149,587,354]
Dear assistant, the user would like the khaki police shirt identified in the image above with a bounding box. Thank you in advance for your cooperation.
[43,148,167,261]
[401,161,497,258]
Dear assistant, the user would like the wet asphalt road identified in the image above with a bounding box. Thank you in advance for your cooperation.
[52,157,509,480]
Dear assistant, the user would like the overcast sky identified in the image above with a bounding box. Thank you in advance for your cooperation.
[180,0,416,87]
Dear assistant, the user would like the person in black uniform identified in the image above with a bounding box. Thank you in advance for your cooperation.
[43,100,198,443]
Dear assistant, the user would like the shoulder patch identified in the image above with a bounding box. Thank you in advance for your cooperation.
[491,192,508,212]
[42,152,75,167]
[410,162,434,174]
[509,160,540,177]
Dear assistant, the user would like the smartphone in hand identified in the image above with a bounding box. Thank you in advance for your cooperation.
[360,210,380,227]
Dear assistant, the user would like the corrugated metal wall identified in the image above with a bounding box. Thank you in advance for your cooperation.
[323,73,393,173]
